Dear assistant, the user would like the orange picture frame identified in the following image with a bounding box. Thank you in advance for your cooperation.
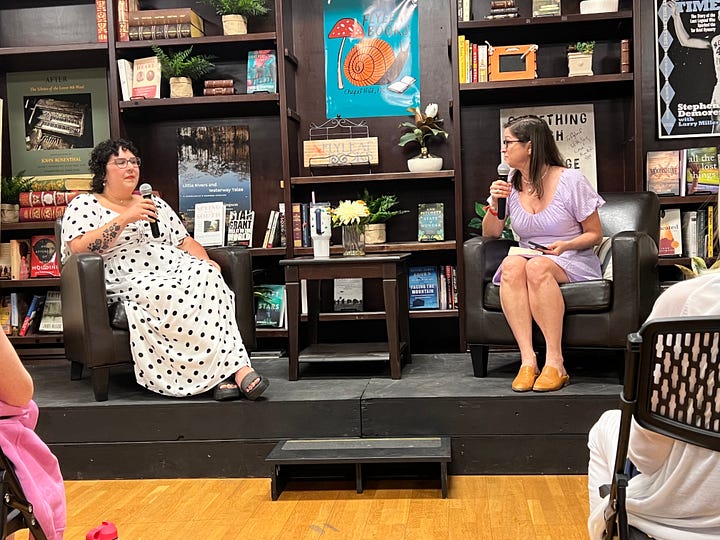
[489,45,538,81]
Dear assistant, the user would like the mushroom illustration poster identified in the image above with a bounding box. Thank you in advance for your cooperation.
[655,0,720,138]
[324,0,420,119]
[177,125,252,235]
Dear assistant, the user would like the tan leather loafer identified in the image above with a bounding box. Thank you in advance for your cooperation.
[511,366,540,392]
[532,365,570,392]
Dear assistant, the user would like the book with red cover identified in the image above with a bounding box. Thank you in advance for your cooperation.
[29,235,60,278]
[96,0,108,42]
[19,191,79,207]
[19,206,66,222]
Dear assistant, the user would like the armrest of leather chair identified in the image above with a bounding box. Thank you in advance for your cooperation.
[206,246,257,352]
[463,236,516,314]
[608,230,660,331]
[61,253,116,368]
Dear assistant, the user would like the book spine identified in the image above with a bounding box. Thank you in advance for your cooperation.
[278,202,287,248]
[96,0,108,42]
[291,203,303,248]
[267,210,280,248]
[19,294,42,337]
[489,7,519,14]
[491,0,516,7]
[300,203,311,247]
[709,204,715,258]
[10,293,19,333]
[19,191,78,207]
[621,39,631,74]
[129,23,201,40]
[129,10,205,31]
[204,79,234,88]
[472,43,478,83]
[117,0,130,42]
[202,87,235,96]
[19,206,66,222]
[117,59,133,101]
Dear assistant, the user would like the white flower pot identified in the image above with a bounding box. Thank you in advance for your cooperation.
[407,155,443,173]
[222,14,248,35]
[568,52,593,77]
[580,0,618,14]
[365,223,386,244]
[169,77,193,98]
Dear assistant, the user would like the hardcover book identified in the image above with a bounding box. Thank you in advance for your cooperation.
[418,203,444,242]
[6,69,111,177]
[9,239,31,280]
[193,201,226,247]
[117,59,134,101]
[227,209,254,247]
[0,296,11,335]
[129,23,204,41]
[247,50,277,94]
[128,8,206,31]
[19,294,44,337]
[532,0,560,17]
[29,235,60,277]
[685,147,719,194]
[19,206,66,222]
[28,175,93,192]
[408,266,440,310]
[96,0,109,42]
[681,210,698,258]
[334,278,363,312]
[19,191,79,207]
[132,56,161,99]
[177,125,252,235]
[0,244,11,280]
[659,208,682,257]
[255,284,286,328]
[646,150,681,196]
[38,290,62,333]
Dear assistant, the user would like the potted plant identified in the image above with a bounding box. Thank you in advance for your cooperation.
[361,189,409,244]
[675,257,720,280]
[150,45,216,98]
[199,0,270,35]
[1,172,33,223]
[398,102,448,172]
[567,41,595,77]
[468,201,515,240]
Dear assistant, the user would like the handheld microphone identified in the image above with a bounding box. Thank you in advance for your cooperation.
[496,161,511,220]
[139,183,160,238]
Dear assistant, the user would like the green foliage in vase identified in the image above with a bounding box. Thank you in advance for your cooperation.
[199,0,270,16]
[567,41,595,54]
[468,201,514,240]
[1,171,33,205]
[151,45,216,80]
[361,189,409,224]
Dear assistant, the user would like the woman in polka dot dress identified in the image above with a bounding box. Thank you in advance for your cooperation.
[61,139,268,401]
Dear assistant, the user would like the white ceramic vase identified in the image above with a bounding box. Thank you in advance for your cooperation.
[408,154,443,173]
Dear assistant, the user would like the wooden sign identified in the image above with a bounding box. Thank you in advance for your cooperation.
[303,137,379,167]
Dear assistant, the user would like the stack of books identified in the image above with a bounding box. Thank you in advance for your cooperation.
[203,79,235,96]
[128,8,206,41]
[486,0,519,20]
[532,0,561,17]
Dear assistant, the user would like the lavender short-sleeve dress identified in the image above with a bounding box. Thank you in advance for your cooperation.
[492,168,605,285]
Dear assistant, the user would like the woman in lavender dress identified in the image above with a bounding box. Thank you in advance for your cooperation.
[482,115,604,392]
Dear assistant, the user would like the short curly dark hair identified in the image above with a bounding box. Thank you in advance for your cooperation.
[88,138,140,193]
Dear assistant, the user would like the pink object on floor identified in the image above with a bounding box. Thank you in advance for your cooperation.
[86,521,119,540]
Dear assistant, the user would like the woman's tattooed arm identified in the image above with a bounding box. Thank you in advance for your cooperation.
[87,222,121,253]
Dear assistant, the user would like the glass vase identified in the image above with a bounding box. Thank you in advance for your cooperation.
[342,222,366,256]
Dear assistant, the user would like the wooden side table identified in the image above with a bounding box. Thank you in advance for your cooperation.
[280,254,411,380]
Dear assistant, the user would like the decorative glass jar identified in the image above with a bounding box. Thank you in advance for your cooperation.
[342,223,366,256]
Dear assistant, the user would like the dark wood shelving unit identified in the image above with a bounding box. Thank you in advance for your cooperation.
[0,278,60,289]
[291,170,455,185]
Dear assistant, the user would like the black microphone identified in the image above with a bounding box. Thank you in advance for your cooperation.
[496,161,511,220]
[139,183,160,238]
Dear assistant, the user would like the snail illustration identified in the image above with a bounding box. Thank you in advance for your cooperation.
[343,38,410,87]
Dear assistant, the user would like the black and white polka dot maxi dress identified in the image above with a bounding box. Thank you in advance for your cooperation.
[61,193,250,397]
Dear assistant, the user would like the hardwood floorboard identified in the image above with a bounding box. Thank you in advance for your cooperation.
[13,475,590,539]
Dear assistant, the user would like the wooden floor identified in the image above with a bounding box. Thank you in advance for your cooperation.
[15,475,590,540]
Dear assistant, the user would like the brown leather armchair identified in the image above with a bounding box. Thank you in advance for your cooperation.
[463,192,660,377]
[57,221,256,401]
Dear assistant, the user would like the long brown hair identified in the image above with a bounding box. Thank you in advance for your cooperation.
[503,115,564,198]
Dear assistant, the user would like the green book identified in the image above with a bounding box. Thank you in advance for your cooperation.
[255,284,286,328]
[418,203,444,242]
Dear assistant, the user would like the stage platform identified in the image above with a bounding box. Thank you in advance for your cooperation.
[28,351,622,480]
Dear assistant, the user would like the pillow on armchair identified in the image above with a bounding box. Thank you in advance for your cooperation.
[594,236,613,280]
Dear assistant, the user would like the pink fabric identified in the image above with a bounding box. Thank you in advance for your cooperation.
[0,399,66,540]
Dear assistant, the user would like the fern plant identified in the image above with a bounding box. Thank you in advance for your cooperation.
[199,0,270,16]
[361,189,409,224]
[1,171,33,205]
[150,45,216,80]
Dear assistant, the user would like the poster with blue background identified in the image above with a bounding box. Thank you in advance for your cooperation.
[324,0,420,119]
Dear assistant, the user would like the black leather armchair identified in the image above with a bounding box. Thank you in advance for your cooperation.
[57,221,257,401]
[463,192,660,377]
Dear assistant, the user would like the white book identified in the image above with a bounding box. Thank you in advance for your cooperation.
[267,209,281,248]
[38,290,63,333]
[682,211,698,258]
[659,208,682,257]
[262,210,277,248]
[334,278,363,312]
[193,202,225,247]
[227,209,254,247]
[117,59,133,101]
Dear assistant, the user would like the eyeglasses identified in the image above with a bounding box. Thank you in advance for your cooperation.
[502,139,525,147]
[111,157,141,168]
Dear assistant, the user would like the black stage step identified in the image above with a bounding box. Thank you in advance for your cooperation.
[27,351,622,479]
[266,436,451,499]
